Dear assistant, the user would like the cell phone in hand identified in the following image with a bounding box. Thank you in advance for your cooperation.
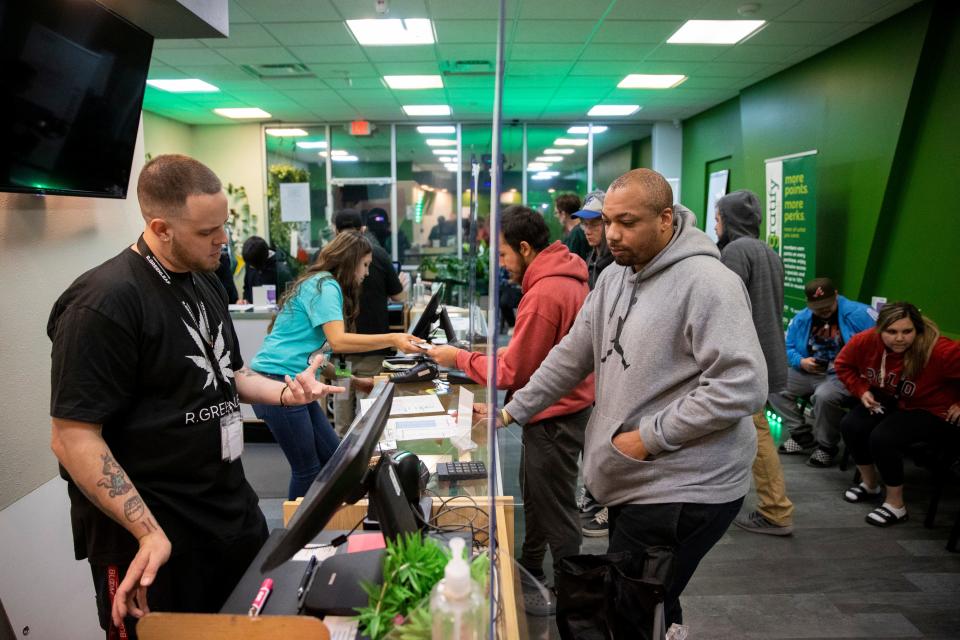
[814,358,828,368]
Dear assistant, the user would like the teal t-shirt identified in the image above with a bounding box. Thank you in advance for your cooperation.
[251,273,343,377]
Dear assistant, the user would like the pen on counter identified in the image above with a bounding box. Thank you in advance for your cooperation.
[249,578,273,617]
[297,555,319,601]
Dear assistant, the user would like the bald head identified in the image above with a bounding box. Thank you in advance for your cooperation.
[607,168,673,216]
[137,154,222,222]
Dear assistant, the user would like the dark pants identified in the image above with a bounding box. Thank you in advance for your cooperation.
[91,521,267,640]
[519,407,589,581]
[253,373,341,500]
[607,498,744,626]
[840,405,957,486]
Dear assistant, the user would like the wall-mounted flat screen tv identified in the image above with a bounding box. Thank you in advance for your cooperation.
[0,0,154,199]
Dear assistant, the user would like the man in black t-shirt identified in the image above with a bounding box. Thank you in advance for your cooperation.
[49,154,343,639]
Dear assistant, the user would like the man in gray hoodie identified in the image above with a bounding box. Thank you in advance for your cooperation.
[716,190,795,536]
[501,169,767,625]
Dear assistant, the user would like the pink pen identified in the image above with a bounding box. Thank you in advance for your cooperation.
[249,578,273,617]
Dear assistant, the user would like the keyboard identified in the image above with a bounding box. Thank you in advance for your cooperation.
[436,461,488,481]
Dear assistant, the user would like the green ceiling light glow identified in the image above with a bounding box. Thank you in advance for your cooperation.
[347,19,435,46]
[567,126,608,134]
[536,156,563,162]
[265,128,308,137]
[544,148,575,155]
[417,126,456,134]
[668,20,765,45]
[414,192,425,222]
[553,138,588,147]
[296,141,328,149]
[403,105,451,116]
[618,74,688,89]
[147,79,219,93]
[213,107,271,119]
[332,155,359,162]
[384,75,443,89]
[587,105,641,117]
[426,139,457,147]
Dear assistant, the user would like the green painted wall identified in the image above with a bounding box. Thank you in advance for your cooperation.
[681,1,959,336]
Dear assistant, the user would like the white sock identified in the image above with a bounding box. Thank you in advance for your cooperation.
[860,482,881,494]
[880,502,907,517]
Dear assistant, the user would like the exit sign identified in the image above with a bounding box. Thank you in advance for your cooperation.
[350,120,372,136]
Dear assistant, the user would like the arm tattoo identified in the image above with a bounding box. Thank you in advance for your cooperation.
[123,495,145,522]
[139,517,159,535]
[96,453,133,498]
[235,367,262,379]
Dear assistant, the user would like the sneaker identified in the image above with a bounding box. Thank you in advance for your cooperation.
[806,447,837,468]
[778,437,814,454]
[582,506,609,537]
[733,510,793,536]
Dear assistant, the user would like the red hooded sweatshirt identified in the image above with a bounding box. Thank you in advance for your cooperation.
[456,241,595,423]
[835,329,960,418]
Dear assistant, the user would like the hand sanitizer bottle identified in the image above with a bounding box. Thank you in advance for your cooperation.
[430,537,486,639]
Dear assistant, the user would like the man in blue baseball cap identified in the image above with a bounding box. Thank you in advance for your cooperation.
[571,190,613,290]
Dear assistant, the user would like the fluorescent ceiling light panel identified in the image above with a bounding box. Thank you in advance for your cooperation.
[403,104,451,116]
[213,107,271,119]
[444,163,460,171]
[417,126,456,134]
[265,128,308,137]
[319,150,349,157]
[296,141,328,149]
[332,155,359,162]
[527,163,550,171]
[667,20,765,45]
[432,149,458,156]
[425,139,457,147]
[384,75,443,89]
[553,138,588,146]
[537,156,563,162]
[347,19,435,46]
[544,148,575,155]
[532,171,560,180]
[587,105,641,117]
[617,74,687,89]
[147,78,219,93]
[567,126,608,134]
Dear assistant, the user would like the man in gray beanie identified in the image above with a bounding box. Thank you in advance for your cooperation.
[716,189,795,535]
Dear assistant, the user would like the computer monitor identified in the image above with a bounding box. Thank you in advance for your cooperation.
[261,382,410,571]
[410,283,458,344]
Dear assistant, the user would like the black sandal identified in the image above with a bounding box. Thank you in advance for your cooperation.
[865,505,908,527]
[843,484,881,503]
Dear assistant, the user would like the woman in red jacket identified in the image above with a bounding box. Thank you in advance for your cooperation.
[835,302,960,527]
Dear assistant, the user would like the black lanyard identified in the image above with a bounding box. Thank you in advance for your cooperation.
[136,235,237,404]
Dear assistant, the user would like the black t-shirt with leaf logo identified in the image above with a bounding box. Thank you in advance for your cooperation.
[48,247,265,563]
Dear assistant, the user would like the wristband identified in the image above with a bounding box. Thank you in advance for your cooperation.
[280,384,290,407]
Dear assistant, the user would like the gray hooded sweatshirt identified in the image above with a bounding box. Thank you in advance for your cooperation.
[504,207,766,507]
[716,190,788,394]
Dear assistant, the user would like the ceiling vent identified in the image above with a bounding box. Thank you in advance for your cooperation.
[439,59,494,76]
[241,63,315,79]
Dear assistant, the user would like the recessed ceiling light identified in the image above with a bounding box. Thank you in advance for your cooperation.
[265,128,308,137]
[544,148,575,155]
[567,126,608,134]
[319,150,349,157]
[147,78,219,93]
[296,141,328,149]
[587,105,641,117]
[346,19,435,46]
[426,139,457,147]
[213,107,271,119]
[384,75,443,89]
[417,126,456,134]
[527,162,550,171]
[403,104,451,116]
[444,163,460,171]
[532,171,560,180]
[536,156,563,162]
[617,74,688,89]
[432,149,458,156]
[332,155,359,162]
[667,20,765,45]
[553,138,589,146]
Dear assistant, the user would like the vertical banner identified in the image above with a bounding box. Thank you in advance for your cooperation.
[765,151,817,326]
[704,169,729,242]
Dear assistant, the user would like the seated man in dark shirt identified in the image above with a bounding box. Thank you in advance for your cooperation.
[240,235,293,303]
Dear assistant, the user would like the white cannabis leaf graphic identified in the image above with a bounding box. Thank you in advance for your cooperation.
[183,320,234,390]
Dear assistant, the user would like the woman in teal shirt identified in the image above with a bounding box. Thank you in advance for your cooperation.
[251,231,423,499]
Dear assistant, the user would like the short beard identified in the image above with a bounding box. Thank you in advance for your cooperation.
[171,237,217,273]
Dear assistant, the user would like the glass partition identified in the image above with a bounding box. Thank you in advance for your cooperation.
[524,124,589,241]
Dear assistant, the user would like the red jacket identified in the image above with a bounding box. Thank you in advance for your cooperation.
[456,241,595,423]
[835,329,960,418]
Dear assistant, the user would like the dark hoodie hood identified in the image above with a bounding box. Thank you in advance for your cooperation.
[716,189,761,249]
[522,240,589,293]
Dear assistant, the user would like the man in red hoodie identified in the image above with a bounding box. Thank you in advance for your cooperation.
[429,205,594,612]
